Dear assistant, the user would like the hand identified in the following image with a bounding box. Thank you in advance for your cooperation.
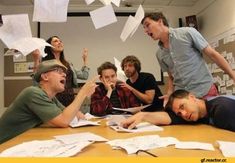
[120,112,145,129]
[32,49,41,72]
[32,49,41,61]
[119,82,133,91]
[76,111,85,119]
[82,48,88,66]
[101,78,114,92]
[80,76,98,97]
[159,94,170,108]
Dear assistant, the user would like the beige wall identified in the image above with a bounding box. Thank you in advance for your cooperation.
[1,0,235,109]
[198,0,235,40]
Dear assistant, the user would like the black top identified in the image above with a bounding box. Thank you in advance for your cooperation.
[167,96,235,132]
[126,72,164,112]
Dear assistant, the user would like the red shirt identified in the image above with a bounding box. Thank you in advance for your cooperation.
[90,83,140,116]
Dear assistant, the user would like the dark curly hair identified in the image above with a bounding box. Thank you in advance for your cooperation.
[121,55,141,73]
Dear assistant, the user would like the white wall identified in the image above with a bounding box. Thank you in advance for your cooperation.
[198,0,235,40]
[1,1,232,109]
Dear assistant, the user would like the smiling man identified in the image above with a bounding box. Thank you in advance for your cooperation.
[121,89,235,132]
[0,59,97,144]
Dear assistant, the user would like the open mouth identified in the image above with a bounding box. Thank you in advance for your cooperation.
[188,114,192,120]
[60,79,66,85]
[148,32,153,37]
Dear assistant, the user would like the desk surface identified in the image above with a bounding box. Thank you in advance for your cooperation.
[0,120,235,157]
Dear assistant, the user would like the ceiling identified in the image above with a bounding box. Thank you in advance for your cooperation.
[0,0,201,8]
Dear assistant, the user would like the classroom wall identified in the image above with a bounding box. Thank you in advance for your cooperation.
[0,4,194,108]
[1,0,234,108]
[198,0,235,40]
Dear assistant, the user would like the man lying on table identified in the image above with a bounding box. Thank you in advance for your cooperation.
[121,89,235,132]
[0,59,97,144]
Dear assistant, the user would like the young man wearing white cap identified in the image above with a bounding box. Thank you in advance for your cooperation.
[0,59,97,144]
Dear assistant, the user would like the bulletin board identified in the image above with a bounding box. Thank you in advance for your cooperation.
[206,28,235,95]
[4,50,34,107]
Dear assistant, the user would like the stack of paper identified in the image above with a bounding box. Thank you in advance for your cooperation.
[54,132,108,144]
[175,141,214,151]
[0,139,92,157]
[69,117,100,128]
[107,135,179,154]
[109,122,163,133]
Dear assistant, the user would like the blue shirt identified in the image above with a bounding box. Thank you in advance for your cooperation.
[156,27,214,97]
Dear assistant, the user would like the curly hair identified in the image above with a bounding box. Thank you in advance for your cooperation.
[121,55,141,73]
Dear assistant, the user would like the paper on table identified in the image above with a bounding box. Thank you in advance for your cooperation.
[107,135,178,154]
[0,139,92,157]
[33,0,69,22]
[110,122,163,133]
[69,117,100,128]
[112,104,151,114]
[0,14,32,48]
[217,140,235,157]
[84,112,107,120]
[175,141,215,151]
[106,115,127,126]
[89,4,117,29]
[54,132,108,144]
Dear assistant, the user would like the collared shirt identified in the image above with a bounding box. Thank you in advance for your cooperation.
[90,83,140,116]
[156,27,214,97]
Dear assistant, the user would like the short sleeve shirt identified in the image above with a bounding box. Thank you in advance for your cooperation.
[126,72,163,111]
[0,86,65,144]
[156,27,214,97]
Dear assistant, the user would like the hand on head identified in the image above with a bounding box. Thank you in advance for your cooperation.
[101,77,115,91]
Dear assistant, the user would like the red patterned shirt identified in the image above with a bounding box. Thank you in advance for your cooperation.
[90,83,140,116]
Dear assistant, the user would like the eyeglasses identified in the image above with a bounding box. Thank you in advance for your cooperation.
[47,67,66,74]
[135,150,158,157]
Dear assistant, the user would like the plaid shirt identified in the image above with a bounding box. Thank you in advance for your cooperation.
[90,83,140,116]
